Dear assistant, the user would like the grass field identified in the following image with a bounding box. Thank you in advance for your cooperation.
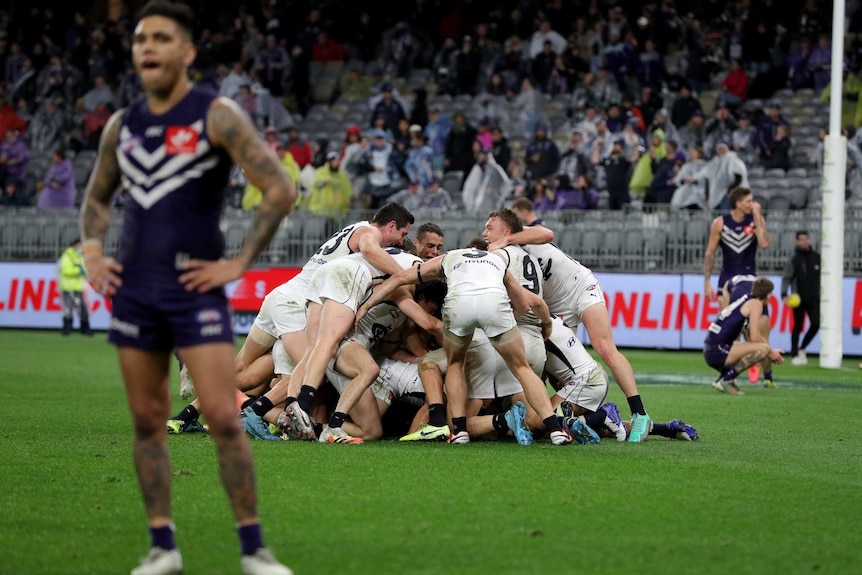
[1,329,860,575]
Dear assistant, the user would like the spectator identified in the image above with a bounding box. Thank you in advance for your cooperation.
[531,40,556,91]
[27,99,65,154]
[592,67,622,109]
[590,119,617,163]
[285,126,313,168]
[421,176,454,209]
[572,103,600,140]
[525,124,560,180]
[116,62,143,108]
[392,118,412,149]
[444,111,477,174]
[386,178,425,211]
[10,57,37,104]
[306,151,353,219]
[637,39,666,89]
[648,107,679,146]
[432,37,459,94]
[693,141,749,209]
[83,101,111,149]
[0,91,27,138]
[507,160,528,199]
[36,148,74,209]
[563,45,590,82]
[757,100,790,161]
[475,117,493,150]
[0,128,29,189]
[361,129,394,208]
[255,35,289,96]
[369,82,406,133]
[514,77,543,138]
[677,109,706,152]
[242,142,300,211]
[671,146,708,209]
[629,129,666,198]
[529,20,566,58]
[219,61,251,99]
[405,130,434,188]
[455,35,481,95]
[732,113,759,166]
[0,179,28,207]
[311,31,345,63]
[471,90,508,130]
[462,147,512,214]
[340,125,365,182]
[82,75,114,112]
[425,106,451,173]
[671,83,702,129]
[385,21,416,78]
[763,124,792,171]
[646,140,680,204]
[339,66,373,101]
[605,103,625,134]
[489,126,511,173]
[808,35,832,93]
[530,178,558,212]
[787,38,814,90]
[558,131,591,182]
[638,85,663,128]
[621,94,646,132]
[557,174,599,210]
[66,97,87,153]
[232,83,257,122]
[719,59,749,107]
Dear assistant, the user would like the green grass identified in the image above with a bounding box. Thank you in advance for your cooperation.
[1,330,860,575]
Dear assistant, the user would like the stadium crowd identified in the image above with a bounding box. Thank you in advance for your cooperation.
[1,0,862,216]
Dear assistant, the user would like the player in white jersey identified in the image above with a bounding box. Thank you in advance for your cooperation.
[279,211,418,441]
[357,247,572,445]
[310,251,442,443]
[320,281,444,441]
[240,203,417,440]
[488,222,654,442]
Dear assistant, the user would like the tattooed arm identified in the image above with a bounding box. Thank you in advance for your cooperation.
[703,216,722,301]
[79,110,125,295]
[181,98,297,292]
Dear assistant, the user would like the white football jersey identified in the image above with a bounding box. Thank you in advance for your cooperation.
[543,316,597,385]
[496,245,543,329]
[347,246,422,282]
[290,221,372,292]
[523,242,589,317]
[440,248,508,298]
[352,300,408,349]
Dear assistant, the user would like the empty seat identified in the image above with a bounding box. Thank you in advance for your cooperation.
[767,194,792,211]
[442,170,464,193]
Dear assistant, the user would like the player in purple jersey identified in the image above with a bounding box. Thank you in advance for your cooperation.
[721,274,778,388]
[704,187,771,302]
[79,2,295,574]
[703,278,783,395]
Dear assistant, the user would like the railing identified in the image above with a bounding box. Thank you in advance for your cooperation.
[1,206,860,276]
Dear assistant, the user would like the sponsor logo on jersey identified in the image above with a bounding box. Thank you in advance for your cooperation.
[197,308,222,323]
[743,224,754,235]
[110,318,140,338]
[120,134,142,154]
[165,126,199,155]
[201,324,223,337]
[586,284,596,291]
[145,125,164,138]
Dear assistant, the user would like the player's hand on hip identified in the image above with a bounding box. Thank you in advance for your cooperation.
[85,257,123,296]
[179,258,244,292]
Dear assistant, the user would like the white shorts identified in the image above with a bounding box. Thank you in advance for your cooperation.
[326,362,394,405]
[442,292,516,339]
[561,271,606,328]
[253,285,308,337]
[272,338,297,376]
[306,258,371,311]
[465,339,523,400]
[553,362,609,413]
[377,358,425,407]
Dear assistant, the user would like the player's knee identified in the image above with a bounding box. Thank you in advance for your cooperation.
[132,409,168,437]
[419,361,441,374]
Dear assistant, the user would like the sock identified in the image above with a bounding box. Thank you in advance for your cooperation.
[764,370,773,381]
[313,422,323,437]
[451,416,467,434]
[150,524,176,551]
[491,412,509,432]
[329,411,347,429]
[650,423,674,439]
[237,523,264,556]
[297,385,316,412]
[428,403,446,427]
[543,415,562,432]
[626,395,646,416]
[584,410,606,433]
[250,396,274,417]
[241,396,258,411]
[722,368,739,382]
[173,404,198,423]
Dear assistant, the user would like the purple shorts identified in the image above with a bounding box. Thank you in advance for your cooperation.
[108,283,234,351]
[703,343,730,371]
